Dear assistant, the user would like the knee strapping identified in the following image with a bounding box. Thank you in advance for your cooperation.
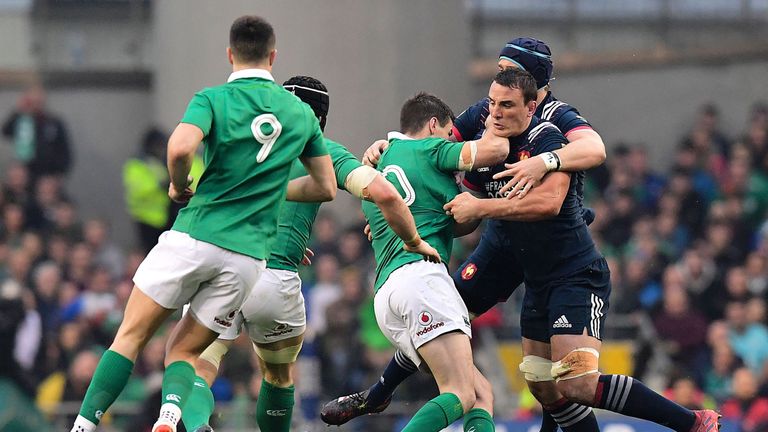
[254,341,303,364]
[519,355,554,382]
[551,348,600,382]
[199,340,230,370]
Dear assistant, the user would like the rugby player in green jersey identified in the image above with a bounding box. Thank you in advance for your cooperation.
[70,16,337,432]
[362,92,512,431]
[180,75,441,432]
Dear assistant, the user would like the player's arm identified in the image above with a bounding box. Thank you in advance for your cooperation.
[167,123,203,203]
[286,112,337,202]
[348,167,440,263]
[286,155,336,202]
[445,171,570,223]
[493,119,605,197]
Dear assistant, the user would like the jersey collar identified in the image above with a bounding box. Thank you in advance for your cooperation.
[387,131,414,141]
[227,68,275,83]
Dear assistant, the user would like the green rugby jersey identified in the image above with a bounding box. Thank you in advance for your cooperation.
[268,139,362,271]
[362,132,464,291]
[173,69,328,260]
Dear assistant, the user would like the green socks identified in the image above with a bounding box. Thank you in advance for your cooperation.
[255,379,295,432]
[78,350,134,424]
[402,392,464,432]
[463,408,495,431]
[161,361,196,410]
[181,376,215,430]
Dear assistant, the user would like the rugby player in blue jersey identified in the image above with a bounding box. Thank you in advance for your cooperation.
[323,37,606,431]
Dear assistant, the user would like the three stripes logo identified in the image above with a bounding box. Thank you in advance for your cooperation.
[553,315,572,328]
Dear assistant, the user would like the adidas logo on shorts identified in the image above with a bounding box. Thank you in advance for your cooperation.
[553,315,572,328]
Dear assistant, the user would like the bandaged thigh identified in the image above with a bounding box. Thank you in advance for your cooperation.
[551,348,600,382]
[254,341,304,364]
[199,340,231,370]
[519,355,554,382]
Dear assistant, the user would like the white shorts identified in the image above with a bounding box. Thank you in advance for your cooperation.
[374,261,471,367]
[219,268,306,344]
[134,230,266,334]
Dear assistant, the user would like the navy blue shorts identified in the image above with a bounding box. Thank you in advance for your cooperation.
[452,222,523,316]
[520,257,611,343]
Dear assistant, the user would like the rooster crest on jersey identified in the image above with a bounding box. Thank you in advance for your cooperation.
[461,263,478,280]
[419,311,433,326]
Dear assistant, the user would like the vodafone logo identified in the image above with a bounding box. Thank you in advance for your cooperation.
[419,311,433,326]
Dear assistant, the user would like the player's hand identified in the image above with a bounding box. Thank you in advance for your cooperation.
[444,192,481,224]
[492,159,546,199]
[403,238,441,264]
[363,224,373,242]
[169,175,195,203]
[301,248,315,266]
[362,139,389,167]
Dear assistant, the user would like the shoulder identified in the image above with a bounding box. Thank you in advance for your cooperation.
[540,98,579,122]
[527,119,563,142]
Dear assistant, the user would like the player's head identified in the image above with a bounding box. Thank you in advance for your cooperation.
[487,68,537,137]
[283,76,330,131]
[228,15,276,68]
[498,37,553,90]
[400,92,455,139]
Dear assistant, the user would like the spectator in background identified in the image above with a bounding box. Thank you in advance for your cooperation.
[1,85,72,182]
[83,218,123,279]
[627,145,666,212]
[680,103,730,181]
[721,368,768,432]
[704,345,743,404]
[653,284,708,378]
[122,128,172,253]
[745,252,767,296]
[744,102,768,170]
[3,162,32,206]
[665,377,707,411]
[726,301,768,374]
[306,255,341,336]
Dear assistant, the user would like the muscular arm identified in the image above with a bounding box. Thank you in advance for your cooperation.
[555,128,606,172]
[167,123,203,199]
[286,155,336,202]
[446,172,571,223]
[363,174,420,245]
[477,172,570,220]
[462,129,510,170]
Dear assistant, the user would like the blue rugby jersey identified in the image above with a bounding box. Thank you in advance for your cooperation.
[452,92,593,143]
[463,117,602,285]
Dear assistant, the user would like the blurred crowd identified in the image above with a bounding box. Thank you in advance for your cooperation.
[1,90,768,430]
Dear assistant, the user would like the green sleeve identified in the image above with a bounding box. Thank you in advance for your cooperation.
[326,139,363,190]
[180,91,213,136]
[300,109,329,158]
[426,138,464,172]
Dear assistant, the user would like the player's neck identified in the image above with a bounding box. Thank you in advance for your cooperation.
[232,62,271,73]
[536,89,547,105]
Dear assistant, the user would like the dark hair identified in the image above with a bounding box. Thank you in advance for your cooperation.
[283,76,330,131]
[493,69,537,104]
[400,92,454,135]
[229,15,275,64]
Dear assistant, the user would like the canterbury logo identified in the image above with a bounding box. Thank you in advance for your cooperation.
[553,315,572,328]
[165,394,181,403]
[266,409,287,416]
[95,410,104,420]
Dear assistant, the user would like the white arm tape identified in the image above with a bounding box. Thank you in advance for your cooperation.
[519,355,555,382]
[344,165,380,199]
[458,141,478,171]
[199,340,231,370]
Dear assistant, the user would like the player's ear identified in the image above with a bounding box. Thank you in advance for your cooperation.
[428,117,437,135]
[526,100,537,118]
[226,47,234,66]
[268,49,277,67]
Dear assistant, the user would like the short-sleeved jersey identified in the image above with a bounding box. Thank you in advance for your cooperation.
[268,139,362,271]
[452,91,592,143]
[172,69,328,260]
[362,133,464,291]
[464,117,601,285]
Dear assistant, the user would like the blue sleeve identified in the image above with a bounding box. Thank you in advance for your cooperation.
[531,128,568,157]
[550,107,592,136]
[453,98,489,142]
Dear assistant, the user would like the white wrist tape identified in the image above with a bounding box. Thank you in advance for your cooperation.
[458,141,478,171]
[344,165,380,199]
[540,152,560,172]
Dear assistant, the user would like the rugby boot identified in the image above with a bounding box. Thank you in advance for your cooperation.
[690,410,721,432]
[320,390,392,425]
